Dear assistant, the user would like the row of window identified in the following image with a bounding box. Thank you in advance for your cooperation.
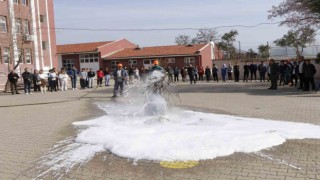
[0,14,47,34]
[0,0,28,5]
[0,48,32,64]
[79,53,99,63]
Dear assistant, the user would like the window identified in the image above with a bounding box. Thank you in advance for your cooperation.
[23,20,29,35]
[111,61,119,69]
[143,59,153,65]
[165,58,175,63]
[62,59,74,68]
[15,18,21,34]
[184,57,195,66]
[40,15,46,23]
[13,0,18,3]
[25,49,31,64]
[128,60,137,65]
[20,0,27,5]
[2,48,9,64]
[79,53,99,63]
[0,16,7,33]
[42,41,47,50]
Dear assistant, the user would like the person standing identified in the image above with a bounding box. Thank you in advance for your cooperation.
[49,69,57,92]
[258,61,267,82]
[194,66,199,82]
[268,59,279,90]
[79,68,88,90]
[68,66,78,90]
[291,61,299,87]
[22,68,33,95]
[33,70,41,92]
[134,67,140,80]
[233,62,240,82]
[7,70,20,95]
[198,66,204,82]
[87,68,96,88]
[166,66,174,83]
[174,67,180,82]
[243,62,250,82]
[205,66,211,82]
[249,61,258,82]
[96,68,104,87]
[59,69,69,91]
[221,64,227,82]
[151,60,164,72]
[38,70,47,93]
[298,56,305,90]
[187,64,196,84]
[112,63,128,97]
[103,67,111,86]
[227,63,233,82]
[212,64,219,82]
[303,60,316,91]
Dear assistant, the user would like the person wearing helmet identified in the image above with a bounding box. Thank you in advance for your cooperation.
[151,60,164,72]
[112,63,128,97]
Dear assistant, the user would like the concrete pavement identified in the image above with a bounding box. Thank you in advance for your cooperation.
[0,81,319,180]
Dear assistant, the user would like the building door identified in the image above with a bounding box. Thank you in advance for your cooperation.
[63,59,74,69]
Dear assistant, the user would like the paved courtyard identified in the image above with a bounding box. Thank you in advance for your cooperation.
[0,81,320,180]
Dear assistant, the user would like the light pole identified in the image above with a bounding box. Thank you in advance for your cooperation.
[238,41,241,59]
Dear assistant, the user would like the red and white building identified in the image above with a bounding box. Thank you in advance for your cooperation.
[0,0,57,72]
[56,39,136,71]
[104,43,221,69]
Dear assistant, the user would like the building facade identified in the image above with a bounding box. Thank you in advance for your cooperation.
[0,0,57,73]
[104,43,218,70]
[56,39,136,71]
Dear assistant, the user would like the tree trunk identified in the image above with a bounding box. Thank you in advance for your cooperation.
[4,80,11,93]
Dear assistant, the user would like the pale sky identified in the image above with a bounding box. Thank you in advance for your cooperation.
[53,0,319,51]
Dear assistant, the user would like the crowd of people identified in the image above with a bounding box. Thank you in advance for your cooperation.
[6,56,320,95]
[7,66,112,95]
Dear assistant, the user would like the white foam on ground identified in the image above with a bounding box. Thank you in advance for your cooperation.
[72,105,320,162]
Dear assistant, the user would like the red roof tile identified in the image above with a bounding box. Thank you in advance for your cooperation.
[57,41,114,54]
[106,44,208,59]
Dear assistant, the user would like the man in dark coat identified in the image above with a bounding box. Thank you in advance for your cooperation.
[8,70,20,95]
[205,66,211,82]
[303,60,316,91]
[22,68,33,95]
[187,64,196,84]
[268,59,279,90]
[212,64,219,82]
[249,61,258,82]
[243,62,250,82]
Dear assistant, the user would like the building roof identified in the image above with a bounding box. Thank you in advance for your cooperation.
[105,44,208,59]
[57,41,114,54]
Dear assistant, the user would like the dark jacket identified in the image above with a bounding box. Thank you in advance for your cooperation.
[249,64,257,72]
[212,66,218,74]
[68,69,78,78]
[22,72,33,83]
[258,64,266,73]
[244,65,250,73]
[205,68,211,76]
[233,65,239,72]
[187,67,196,76]
[303,63,316,78]
[270,63,279,76]
[8,73,19,83]
[87,71,96,78]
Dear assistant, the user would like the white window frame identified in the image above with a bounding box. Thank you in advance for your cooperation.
[165,58,175,63]
[111,61,119,69]
[15,18,21,34]
[184,57,195,66]
[0,16,7,33]
[23,20,29,35]
[2,48,9,64]
[128,59,137,65]
[80,53,99,63]
[25,49,31,64]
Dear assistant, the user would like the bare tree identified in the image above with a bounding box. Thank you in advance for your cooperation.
[268,0,320,28]
[192,29,220,44]
[274,26,316,57]
[175,35,192,45]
